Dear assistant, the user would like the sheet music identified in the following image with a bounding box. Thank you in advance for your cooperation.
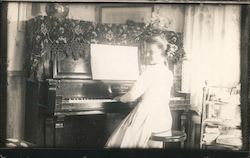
[91,44,140,80]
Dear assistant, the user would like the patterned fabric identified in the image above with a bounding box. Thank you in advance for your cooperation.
[25,16,184,81]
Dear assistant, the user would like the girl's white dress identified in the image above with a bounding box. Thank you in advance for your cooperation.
[105,64,173,148]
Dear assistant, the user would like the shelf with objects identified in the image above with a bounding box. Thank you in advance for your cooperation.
[200,82,242,150]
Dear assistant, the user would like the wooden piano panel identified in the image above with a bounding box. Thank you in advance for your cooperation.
[55,115,108,148]
[55,80,110,99]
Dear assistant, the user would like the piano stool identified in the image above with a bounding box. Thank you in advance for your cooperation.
[150,130,187,148]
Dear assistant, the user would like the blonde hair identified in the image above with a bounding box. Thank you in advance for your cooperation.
[145,35,168,53]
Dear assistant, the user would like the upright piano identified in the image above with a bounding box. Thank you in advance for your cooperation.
[23,16,190,148]
[45,80,190,147]
[44,44,190,148]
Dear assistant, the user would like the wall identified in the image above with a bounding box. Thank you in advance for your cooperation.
[29,3,96,21]
[154,4,185,32]
[67,3,96,21]
[7,3,27,71]
[6,2,28,140]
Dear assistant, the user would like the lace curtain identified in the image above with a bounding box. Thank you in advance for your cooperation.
[181,5,241,113]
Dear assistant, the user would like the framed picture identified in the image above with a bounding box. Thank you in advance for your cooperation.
[100,5,153,24]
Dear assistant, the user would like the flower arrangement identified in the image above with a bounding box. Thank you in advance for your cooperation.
[147,12,172,31]
[137,11,185,63]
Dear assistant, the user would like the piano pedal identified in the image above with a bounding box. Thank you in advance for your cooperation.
[55,115,65,128]
[55,122,64,128]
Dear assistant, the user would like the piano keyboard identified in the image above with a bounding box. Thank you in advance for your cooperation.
[55,97,190,116]
[62,98,116,104]
[61,97,189,104]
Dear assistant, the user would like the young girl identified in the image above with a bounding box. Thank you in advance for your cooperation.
[105,35,173,148]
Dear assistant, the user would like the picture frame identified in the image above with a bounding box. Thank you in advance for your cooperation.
[99,4,153,24]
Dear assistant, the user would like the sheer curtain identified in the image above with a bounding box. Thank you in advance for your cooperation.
[181,5,241,113]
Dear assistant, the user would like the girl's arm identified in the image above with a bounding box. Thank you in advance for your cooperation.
[115,69,151,102]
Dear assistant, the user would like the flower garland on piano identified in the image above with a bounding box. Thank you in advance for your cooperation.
[137,11,185,63]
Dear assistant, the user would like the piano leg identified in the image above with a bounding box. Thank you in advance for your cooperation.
[55,116,65,147]
[45,117,55,147]
[180,110,190,148]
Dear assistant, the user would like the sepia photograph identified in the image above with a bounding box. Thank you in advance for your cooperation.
[0,0,249,157]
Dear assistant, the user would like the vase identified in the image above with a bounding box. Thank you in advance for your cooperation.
[46,3,69,19]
